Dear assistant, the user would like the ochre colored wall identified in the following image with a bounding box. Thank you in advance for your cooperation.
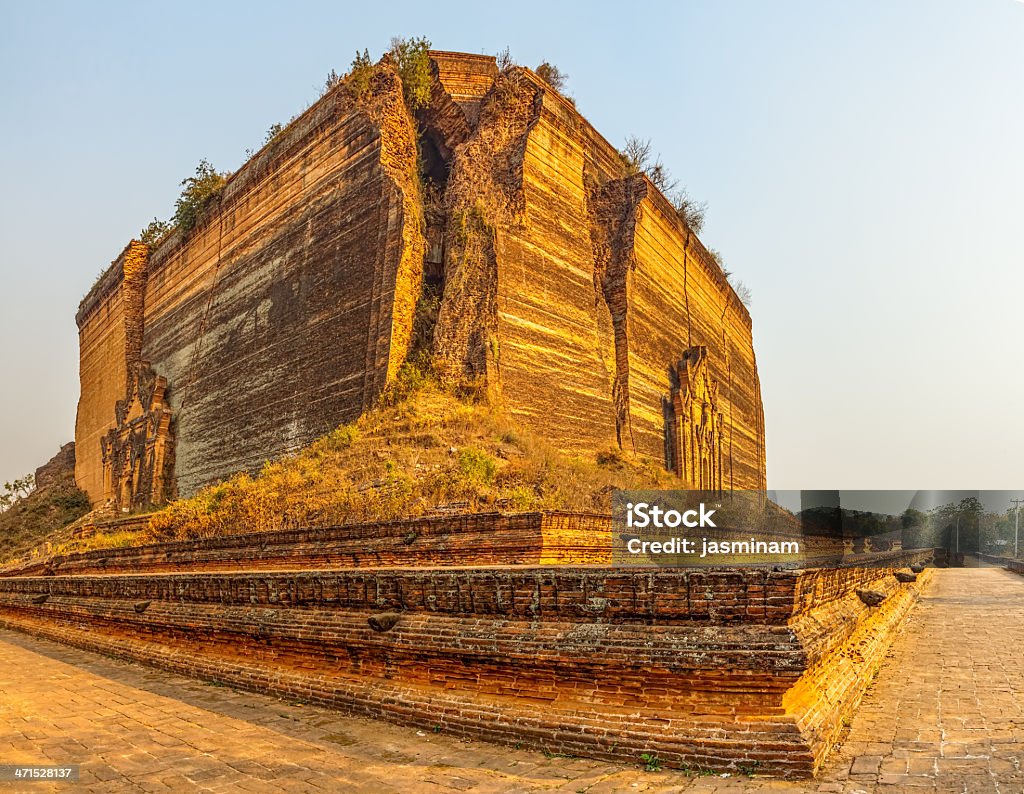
[74,261,128,504]
[76,65,423,501]
[75,52,767,504]
[495,86,621,454]
[627,191,766,490]
[430,58,766,489]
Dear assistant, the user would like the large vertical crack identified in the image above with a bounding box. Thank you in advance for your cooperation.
[430,69,541,391]
[586,173,647,454]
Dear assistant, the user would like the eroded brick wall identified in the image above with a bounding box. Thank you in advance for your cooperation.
[75,53,768,504]
[75,254,130,503]
[0,512,613,577]
[428,57,766,488]
[76,65,425,501]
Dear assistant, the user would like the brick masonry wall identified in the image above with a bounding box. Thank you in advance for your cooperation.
[74,249,129,504]
[427,59,767,488]
[0,512,613,577]
[75,53,768,507]
[0,520,935,776]
[76,64,424,503]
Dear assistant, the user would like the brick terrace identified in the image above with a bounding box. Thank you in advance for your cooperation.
[2,567,1020,792]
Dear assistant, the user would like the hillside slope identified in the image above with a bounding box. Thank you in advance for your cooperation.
[145,372,683,542]
[0,444,90,562]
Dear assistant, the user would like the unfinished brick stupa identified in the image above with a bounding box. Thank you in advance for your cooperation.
[7,54,939,780]
[74,51,766,510]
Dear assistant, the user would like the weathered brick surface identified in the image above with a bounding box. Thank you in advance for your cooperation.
[430,60,766,488]
[2,568,1019,791]
[76,65,424,505]
[0,508,921,581]
[0,527,935,777]
[0,512,613,577]
[74,52,768,509]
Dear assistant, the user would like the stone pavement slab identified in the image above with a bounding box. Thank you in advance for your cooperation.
[815,567,1024,793]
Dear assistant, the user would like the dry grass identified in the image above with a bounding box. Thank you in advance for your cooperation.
[47,528,148,558]
[148,371,683,542]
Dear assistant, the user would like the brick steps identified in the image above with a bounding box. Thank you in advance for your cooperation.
[0,511,612,578]
[0,595,808,678]
[0,541,936,777]
[0,609,815,776]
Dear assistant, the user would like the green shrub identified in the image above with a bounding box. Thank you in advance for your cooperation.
[174,159,227,234]
[139,218,172,246]
[534,61,567,91]
[457,448,497,486]
[640,752,663,772]
[324,425,360,450]
[264,122,284,144]
[321,68,342,96]
[347,48,373,99]
[388,36,432,110]
[379,361,436,407]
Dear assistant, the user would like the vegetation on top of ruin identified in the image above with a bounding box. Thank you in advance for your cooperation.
[135,366,683,542]
[139,217,172,247]
[346,48,374,99]
[129,159,230,254]
[619,136,752,307]
[709,249,753,308]
[619,136,707,233]
[174,159,228,234]
[92,41,743,299]
[118,38,430,273]
[321,68,343,96]
[385,36,433,110]
[343,37,432,111]
[534,62,568,92]
[264,122,285,145]
[495,47,515,72]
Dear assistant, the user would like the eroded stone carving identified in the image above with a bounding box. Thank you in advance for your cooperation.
[101,362,174,511]
[666,346,724,491]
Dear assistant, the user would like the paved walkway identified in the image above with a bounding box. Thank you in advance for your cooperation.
[812,566,1024,793]
[1,568,1022,793]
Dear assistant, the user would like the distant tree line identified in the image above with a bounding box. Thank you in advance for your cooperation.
[902,497,1022,557]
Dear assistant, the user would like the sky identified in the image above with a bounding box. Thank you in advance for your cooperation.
[1,0,1022,492]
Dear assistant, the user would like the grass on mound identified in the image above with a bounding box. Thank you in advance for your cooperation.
[0,473,91,563]
[147,366,682,542]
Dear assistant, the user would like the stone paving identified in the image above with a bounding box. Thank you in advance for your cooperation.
[1,567,1022,793]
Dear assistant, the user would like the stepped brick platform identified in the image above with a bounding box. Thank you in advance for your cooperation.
[0,512,934,777]
[0,512,612,577]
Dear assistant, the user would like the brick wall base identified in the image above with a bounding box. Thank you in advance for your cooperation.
[0,514,935,778]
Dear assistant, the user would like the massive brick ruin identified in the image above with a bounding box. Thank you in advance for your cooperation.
[25,51,930,779]
[74,51,766,510]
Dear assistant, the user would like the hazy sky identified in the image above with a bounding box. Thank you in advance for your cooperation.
[1,1,1022,491]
